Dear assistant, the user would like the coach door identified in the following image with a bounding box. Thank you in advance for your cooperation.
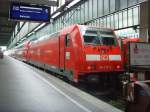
[59,34,72,72]
[64,34,73,71]
[59,35,66,71]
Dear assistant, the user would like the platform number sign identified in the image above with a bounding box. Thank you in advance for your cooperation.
[9,2,50,22]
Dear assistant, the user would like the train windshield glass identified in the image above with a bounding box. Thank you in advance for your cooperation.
[81,27,117,46]
[83,31,100,45]
[101,34,117,46]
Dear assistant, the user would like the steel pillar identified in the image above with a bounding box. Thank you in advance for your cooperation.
[139,0,150,80]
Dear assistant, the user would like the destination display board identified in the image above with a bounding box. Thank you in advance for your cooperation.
[129,42,150,70]
[9,2,50,22]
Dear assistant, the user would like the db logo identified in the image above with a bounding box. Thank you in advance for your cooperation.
[101,55,109,60]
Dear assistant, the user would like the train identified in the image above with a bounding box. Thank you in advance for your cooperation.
[8,24,124,89]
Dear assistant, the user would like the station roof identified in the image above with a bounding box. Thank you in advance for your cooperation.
[0,0,16,46]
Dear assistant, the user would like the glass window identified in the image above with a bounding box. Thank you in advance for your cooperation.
[110,15,114,28]
[67,12,70,25]
[120,0,127,9]
[98,0,103,17]
[89,0,93,20]
[133,7,139,25]
[95,20,97,26]
[67,13,70,25]
[110,0,115,12]
[91,21,94,26]
[59,18,62,29]
[101,37,117,46]
[77,5,81,24]
[84,1,89,21]
[104,0,109,14]
[103,18,107,28]
[128,9,133,26]
[93,0,98,18]
[53,23,56,32]
[123,10,128,27]
[66,34,70,47]
[128,0,137,6]
[81,27,117,46]
[70,11,74,25]
[72,10,75,23]
[95,19,98,27]
[138,0,145,3]
[57,18,60,30]
[101,18,104,27]
[107,16,111,28]
[74,10,78,24]
[83,32,101,45]
[114,13,119,29]
[81,4,85,23]
[118,12,123,28]
[92,21,95,26]
[98,19,101,27]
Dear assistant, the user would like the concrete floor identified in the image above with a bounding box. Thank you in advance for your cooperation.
[0,56,123,112]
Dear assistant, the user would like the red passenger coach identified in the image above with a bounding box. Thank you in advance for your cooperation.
[15,25,124,87]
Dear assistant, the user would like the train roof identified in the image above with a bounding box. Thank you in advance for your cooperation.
[78,24,114,31]
[60,24,114,35]
[29,24,116,45]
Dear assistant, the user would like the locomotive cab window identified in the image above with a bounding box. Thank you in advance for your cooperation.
[65,34,70,47]
[101,35,117,46]
[100,31,117,46]
[81,27,118,46]
[83,31,101,45]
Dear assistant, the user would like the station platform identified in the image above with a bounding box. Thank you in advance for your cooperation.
[0,56,123,112]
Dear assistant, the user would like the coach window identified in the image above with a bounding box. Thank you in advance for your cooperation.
[65,34,70,47]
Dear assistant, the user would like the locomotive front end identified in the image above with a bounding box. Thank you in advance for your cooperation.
[78,26,124,84]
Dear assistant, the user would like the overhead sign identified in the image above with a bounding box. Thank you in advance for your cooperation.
[9,2,50,22]
[10,0,58,7]
[130,42,150,69]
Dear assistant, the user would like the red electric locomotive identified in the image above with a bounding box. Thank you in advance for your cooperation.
[9,24,124,90]
[21,24,124,86]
